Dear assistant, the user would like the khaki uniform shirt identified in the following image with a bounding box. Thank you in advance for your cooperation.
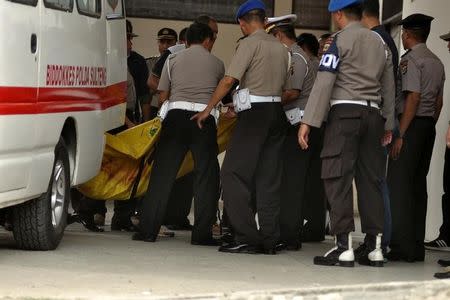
[146,56,160,107]
[396,43,446,117]
[284,44,318,111]
[126,69,136,111]
[303,22,396,130]
[226,29,290,97]
[158,45,225,105]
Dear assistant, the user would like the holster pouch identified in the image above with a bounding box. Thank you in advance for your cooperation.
[233,88,252,113]
[285,108,304,125]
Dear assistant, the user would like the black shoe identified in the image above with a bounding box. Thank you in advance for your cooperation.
[354,243,367,261]
[425,238,450,252]
[220,232,235,244]
[438,259,450,267]
[275,242,301,252]
[218,242,261,254]
[314,233,354,267]
[263,247,277,255]
[166,222,193,231]
[111,222,138,232]
[191,238,221,246]
[434,269,450,279]
[385,251,415,263]
[132,232,156,242]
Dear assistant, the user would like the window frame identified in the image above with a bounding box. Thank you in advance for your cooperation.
[76,0,102,19]
[7,0,38,6]
[291,0,331,30]
[43,0,74,13]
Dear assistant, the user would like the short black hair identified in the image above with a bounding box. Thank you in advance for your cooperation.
[240,9,266,24]
[362,0,380,19]
[342,3,363,20]
[407,27,431,43]
[186,22,214,45]
[179,27,188,42]
[319,33,332,41]
[271,25,296,41]
[195,15,217,26]
[297,33,320,57]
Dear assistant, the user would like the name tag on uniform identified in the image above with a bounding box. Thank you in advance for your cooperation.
[233,88,252,113]
[158,100,170,120]
[285,107,304,125]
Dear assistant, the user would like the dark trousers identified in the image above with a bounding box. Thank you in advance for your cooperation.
[280,125,324,245]
[302,126,326,242]
[164,172,194,226]
[221,103,287,249]
[139,109,219,241]
[322,104,385,236]
[438,147,450,242]
[388,117,436,260]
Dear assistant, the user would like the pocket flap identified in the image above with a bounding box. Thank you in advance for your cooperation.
[320,136,345,158]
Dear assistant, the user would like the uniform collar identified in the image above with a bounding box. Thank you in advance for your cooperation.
[343,21,363,31]
[411,43,427,51]
[249,29,267,37]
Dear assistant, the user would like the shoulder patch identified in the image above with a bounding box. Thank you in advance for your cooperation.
[319,35,340,73]
[400,60,408,75]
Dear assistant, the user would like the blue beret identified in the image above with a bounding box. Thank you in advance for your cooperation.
[236,0,266,22]
[328,0,362,13]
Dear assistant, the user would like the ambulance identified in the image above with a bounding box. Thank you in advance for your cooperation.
[0,0,127,250]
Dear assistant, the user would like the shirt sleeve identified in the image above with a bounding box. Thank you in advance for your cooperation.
[157,58,171,92]
[402,58,421,94]
[380,46,396,130]
[152,50,171,78]
[225,41,254,81]
[289,53,308,91]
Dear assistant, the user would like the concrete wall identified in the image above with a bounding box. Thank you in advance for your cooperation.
[128,0,328,68]
[402,0,450,240]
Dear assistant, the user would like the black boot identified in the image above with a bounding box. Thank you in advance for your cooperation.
[314,233,354,267]
[358,234,384,267]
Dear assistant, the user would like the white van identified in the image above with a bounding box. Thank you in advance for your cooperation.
[0,0,127,250]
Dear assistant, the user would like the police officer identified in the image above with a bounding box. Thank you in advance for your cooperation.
[387,14,446,262]
[298,0,395,267]
[132,22,224,245]
[265,14,319,250]
[192,0,290,254]
[354,0,400,258]
[146,28,178,120]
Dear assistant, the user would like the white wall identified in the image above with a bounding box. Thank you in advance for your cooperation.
[402,0,450,240]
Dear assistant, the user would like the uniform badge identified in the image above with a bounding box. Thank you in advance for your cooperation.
[400,60,408,75]
[319,36,340,73]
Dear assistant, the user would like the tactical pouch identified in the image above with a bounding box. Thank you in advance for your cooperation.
[285,108,304,125]
[233,88,251,113]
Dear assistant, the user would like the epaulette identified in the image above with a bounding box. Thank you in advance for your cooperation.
[401,49,411,58]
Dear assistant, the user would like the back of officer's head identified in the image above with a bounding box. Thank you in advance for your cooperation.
[297,33,320,57]
[186,22,214,46]
[341,3,363,21]
[240,9,266,24]
[362,0,379,19]
[179,27,188,43]
[270,25,297,42]
[406,28,431,43]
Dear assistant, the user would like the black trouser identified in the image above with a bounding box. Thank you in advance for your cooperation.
[164,172,194,226]
[280,124,324,245]
[222,103,287,250]
[138,109,220,241]
[438,147,450,242]
[322,104,385,236]
[388,117,436,260]
[302,126,326,242]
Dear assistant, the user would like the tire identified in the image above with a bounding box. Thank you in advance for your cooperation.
[12,138,70,250]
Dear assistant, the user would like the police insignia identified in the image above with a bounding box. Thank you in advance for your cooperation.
[400,60,408,75]
[319,36,340,73]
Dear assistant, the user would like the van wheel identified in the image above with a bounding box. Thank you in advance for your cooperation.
[12,138,70,250]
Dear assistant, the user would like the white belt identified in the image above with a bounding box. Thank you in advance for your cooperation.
[330,100,379,109]
[168,101,208,112]
[249,95,281,103]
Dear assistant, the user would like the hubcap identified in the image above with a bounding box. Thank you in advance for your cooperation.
[51,160,66,228]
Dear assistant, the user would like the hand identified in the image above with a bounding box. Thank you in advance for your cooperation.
[223,106,237,119]
[446,126,450,149]
[390,137,403,160]
[190,108,212,129]
[382,131,393,147]
[298,124,311,150]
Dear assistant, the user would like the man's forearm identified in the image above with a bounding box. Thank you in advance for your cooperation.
[399,92,420,136]
[148,74,160,94]
[282,89,301,105]
[206,76,236,110]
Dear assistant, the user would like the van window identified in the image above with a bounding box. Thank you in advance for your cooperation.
[7,0,38,6]
[44,0,73,12]
[76,0,101,17]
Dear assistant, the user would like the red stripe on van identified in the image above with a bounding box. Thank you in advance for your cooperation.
[0,81,127,115]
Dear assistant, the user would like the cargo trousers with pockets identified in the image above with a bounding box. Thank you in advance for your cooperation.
[321,104,385,236]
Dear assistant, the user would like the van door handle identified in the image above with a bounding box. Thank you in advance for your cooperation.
[31,34,37,54]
